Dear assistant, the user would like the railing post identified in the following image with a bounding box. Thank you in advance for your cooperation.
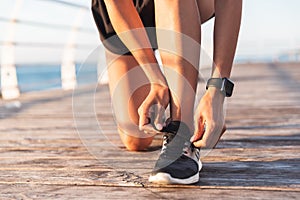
[0,0,23,100]
[61,8,85,90]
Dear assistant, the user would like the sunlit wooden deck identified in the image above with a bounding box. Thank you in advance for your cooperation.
[0,63,299,199]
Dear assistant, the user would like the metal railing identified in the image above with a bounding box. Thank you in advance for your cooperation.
[0,0,99,100]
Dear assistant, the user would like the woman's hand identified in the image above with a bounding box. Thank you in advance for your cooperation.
[191,87,226,149]
[138,83,170,134]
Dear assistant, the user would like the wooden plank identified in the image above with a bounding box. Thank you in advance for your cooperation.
[0,63,299,199]
[0,184,299,200]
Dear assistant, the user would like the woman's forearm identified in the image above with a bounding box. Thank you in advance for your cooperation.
[104,0,167,85]
[212,0,242,78]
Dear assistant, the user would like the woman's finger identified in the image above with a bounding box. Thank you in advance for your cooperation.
[138,102,151,130]
[191,116,205,142]
[141,123,160,135]
[154,104,165,131]
[193,124,224,148]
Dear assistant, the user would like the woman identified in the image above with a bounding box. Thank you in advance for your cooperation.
[92,0,242,184]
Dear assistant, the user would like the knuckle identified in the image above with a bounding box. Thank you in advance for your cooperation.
[194,143,201,148]
[138,106,144,115]
[201,141,208,148]
[210,122,217,130]
[137,107,142,113]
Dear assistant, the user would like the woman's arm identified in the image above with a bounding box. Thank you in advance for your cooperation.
[212,0,242,78]
[104,0,167,86]
[103,0,169,131]
[192,0,242,148]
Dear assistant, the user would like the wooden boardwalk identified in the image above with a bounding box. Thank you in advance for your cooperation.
[0,63,299,199]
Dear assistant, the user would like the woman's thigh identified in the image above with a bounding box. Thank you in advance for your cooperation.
[196,0,215,24]
[105,51,154,150]
[106,51,151,127]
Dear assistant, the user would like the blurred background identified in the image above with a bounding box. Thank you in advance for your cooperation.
[0,0,299,95]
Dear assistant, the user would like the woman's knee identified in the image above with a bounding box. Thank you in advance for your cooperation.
[117,127,153,151]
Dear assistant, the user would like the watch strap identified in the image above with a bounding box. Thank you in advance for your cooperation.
[206,78,223,90]
[206,78,234,97]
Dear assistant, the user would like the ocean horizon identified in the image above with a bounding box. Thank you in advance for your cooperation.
[0,63,99,93]
[0,54,295,93]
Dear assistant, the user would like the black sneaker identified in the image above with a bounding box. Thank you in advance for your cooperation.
[149,121,202,184]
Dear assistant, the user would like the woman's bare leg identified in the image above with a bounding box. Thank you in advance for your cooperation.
[105,51,154,151]
[154,0,214,130]
[196,0,215,23]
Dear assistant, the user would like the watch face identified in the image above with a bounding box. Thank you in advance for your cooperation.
[224,79,234,97]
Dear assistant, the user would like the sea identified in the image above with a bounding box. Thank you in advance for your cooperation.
[0,64,99,93]
[0,55,289,93]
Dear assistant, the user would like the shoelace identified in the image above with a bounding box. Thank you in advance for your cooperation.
[158,120,200,160]
[160,132,193,160]
[160,133,173,153]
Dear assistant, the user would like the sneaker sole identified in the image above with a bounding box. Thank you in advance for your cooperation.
[149,172,199,185]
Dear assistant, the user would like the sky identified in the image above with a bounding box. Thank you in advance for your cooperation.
[0,0,300,64]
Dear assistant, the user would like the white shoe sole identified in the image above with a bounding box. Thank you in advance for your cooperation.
[149,172,199,185]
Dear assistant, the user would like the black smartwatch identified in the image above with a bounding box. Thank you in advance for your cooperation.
[206,78,234,97]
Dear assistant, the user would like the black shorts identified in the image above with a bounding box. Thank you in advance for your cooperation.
[91,0,157,55]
